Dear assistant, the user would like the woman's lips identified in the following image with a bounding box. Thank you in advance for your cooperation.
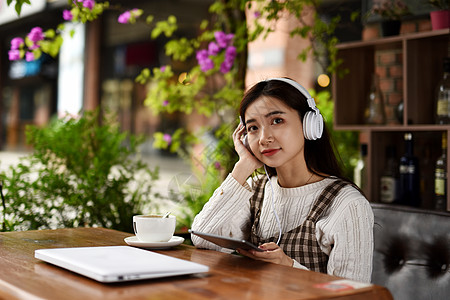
[261,149,280,156]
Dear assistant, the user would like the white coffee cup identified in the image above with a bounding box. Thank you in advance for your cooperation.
[133,214,176,242]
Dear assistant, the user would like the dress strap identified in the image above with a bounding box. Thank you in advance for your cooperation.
[307,179,348,223]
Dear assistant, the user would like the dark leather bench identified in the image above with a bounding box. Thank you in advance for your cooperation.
[371,203,450,300]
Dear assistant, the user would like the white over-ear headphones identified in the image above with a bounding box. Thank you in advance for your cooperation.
[267,78,323,140]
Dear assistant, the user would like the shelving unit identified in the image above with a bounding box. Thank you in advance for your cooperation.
[332,29,450,210]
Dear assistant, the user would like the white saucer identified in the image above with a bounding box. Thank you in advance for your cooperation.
[124,236,184,249]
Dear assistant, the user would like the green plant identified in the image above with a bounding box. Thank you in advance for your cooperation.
[368,0,411,20]
[0,110,160,232]
[428,0,449,10]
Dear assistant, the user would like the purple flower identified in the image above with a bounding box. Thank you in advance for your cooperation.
[220,46,237,73]
[162,100,169,106]
[63,9,73,21]
[118,11,131,24]
[225,46,237,59]
[199,58,214,72]
[214,161,222,170]
[118,12,130,23]
[25,52,34,62]
[8,49,21,61]
[253,11,261,18]
[11,37,24,50]
[27,27,44,43]
[196,49,208,61]
[160,65,167,72]
[83,0,95,10]
[163,134,172,144]
[214,31,234,48]
[118,8,142,24]
[196,49,215,72]
[220,61,233,74]
[208,42,220,56]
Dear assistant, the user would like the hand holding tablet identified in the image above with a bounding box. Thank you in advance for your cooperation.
[189,229,264,252]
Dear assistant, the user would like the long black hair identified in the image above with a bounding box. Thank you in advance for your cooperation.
[239,78,349,182]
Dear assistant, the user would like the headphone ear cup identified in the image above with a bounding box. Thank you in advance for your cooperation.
[303,111,324,140]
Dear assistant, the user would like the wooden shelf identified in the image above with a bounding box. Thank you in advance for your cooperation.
[332,29,450,210]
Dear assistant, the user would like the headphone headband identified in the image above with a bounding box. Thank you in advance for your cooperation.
[267,77,317,110]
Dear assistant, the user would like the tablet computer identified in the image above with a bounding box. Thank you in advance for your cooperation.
[189,229,264,252]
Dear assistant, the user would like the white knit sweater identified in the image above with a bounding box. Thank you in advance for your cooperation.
[191,174,374,283]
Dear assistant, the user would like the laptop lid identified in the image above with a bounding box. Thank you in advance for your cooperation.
[35,246,209,283]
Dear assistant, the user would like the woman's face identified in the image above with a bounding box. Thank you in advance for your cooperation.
[244,95,306,169]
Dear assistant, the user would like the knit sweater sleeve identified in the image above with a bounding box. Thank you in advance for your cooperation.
[190,174,254,251]
[316,186,374,283]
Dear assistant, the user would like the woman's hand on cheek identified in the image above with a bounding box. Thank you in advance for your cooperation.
[232,123,256,161]
[231,123,263,185]
[237,242,294,267]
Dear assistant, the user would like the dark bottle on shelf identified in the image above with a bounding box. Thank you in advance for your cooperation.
[435,57,450,124]
[434,132,447,211]
[398,133,420,207]
[380,146,399,204]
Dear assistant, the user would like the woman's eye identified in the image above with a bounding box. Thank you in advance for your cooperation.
[272,118,283,125]
[247,125,258,132]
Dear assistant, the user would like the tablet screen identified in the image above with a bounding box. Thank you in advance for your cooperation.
[189,230,264,252]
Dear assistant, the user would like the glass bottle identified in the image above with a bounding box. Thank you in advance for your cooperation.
[380,146,399,204]
[398,133,420,207]
[354,144,368,191]
[365,74,386,125]
[434,132,447,211]
[435,57,450,124]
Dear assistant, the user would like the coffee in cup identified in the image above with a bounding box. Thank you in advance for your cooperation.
[133,214,176,242]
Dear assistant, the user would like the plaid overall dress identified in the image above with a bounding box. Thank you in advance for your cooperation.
[249,177,348,273]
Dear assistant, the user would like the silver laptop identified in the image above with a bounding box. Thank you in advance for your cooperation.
[35,246,209,283]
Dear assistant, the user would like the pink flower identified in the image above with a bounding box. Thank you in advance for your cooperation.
[162,100,169,106]
[196,49,208,61]
[220,61,233,74]
[163,134,172,144]
[199,58,214,72]
[8,49,21,61]
[220,46,237,73]
[225,46,236,58]
[63,9,73,21]
[25,52,34,62]
[160,65,167,72]
[27,27,44,43]
[83,0,95,10]
[208,42,220,56]
[214,161,222,170]
[253,11,261,18]
[214,31,234,48]
[118,11,131,24]
[196,49,214,72]
[10,37,24,50]
[118,8,142,24]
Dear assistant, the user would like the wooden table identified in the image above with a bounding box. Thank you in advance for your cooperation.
[0,228,392,300]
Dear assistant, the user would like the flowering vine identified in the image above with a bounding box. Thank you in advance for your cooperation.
[118,8,143,24]
[195,31,236,74]
[8,0,109,62]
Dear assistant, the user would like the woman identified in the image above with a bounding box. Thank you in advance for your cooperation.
[191,78,374,283]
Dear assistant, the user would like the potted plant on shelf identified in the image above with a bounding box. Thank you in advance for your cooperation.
[428,0,450,30]
[369,0,411,36]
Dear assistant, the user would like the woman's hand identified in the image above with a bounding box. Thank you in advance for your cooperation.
[231,122,262,185]
[237,242,294,267]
